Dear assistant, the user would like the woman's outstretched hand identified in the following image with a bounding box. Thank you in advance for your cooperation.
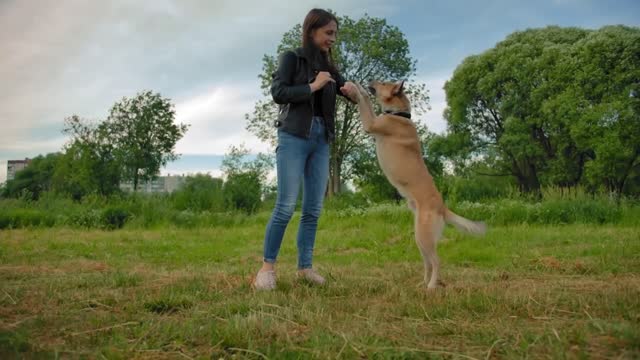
[340,81,359,102]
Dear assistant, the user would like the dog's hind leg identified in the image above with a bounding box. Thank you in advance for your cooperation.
[414,209,446,290]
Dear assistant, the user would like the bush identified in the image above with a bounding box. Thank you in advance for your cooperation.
[0,185,636,229]
[0,209,57,229]
[171,174,225,212]
[66,210,103,228]
[115,193,172,228]
[101,206,129,229]
[442,175,515,203]
[323,190,373,211]
[170,210,199,228]
[452,198,623,225]
[223,172,262,214]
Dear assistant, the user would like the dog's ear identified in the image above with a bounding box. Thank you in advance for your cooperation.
[392,80,405,96]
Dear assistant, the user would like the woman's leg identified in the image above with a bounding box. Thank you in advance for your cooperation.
[297,118,330,270]
[262,130,310,268]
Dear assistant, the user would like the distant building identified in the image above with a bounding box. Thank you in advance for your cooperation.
[7,158,31,181]
[119,175,186,193]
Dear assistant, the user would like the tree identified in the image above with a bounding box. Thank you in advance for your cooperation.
[565,26,640,195]
[442,26,640,196]
[245,13,430,196]
[53,115,121,199]
[105,91,189,191]
[3,153,61,200]
[221,145,274,213]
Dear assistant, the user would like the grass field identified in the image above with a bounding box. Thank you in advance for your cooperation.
[1,207,639,359]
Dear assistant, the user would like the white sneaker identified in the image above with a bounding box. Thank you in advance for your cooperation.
[254,270,276,290]
[297,268,326,285]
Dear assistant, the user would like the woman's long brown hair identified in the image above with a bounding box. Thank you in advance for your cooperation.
[302,8,339,74]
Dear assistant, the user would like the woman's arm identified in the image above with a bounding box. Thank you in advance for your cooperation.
[271,51,313,104]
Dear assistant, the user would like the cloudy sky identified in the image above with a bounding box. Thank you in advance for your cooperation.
[1,0,638,183]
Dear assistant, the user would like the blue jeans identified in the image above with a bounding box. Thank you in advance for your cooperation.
[263,116,330,269]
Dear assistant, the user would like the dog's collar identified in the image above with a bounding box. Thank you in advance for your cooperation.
[384,110,412,119]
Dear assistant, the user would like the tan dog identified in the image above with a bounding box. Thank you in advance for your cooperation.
[345,80,487,290]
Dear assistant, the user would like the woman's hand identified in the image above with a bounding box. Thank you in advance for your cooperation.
[340,81,359,102]
[310,71,335,92]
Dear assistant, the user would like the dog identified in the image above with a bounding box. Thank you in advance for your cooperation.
[342,80,487,290]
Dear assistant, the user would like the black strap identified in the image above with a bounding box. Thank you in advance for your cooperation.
[384,110,411,119]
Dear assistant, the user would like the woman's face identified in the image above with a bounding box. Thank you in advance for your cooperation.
[311,20,337,52]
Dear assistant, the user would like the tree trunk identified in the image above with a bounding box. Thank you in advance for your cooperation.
[326,104,357,197]
[513,158,541,198]
[522,161,542,198]
[133,171,139,191]
[616,150,640,197]
[328,154,343,196]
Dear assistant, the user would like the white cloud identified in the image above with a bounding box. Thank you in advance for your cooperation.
[1,137,67,153]
[1,0,394,165]
[172,82,272,155]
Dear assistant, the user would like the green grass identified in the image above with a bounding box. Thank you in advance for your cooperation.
[1,208,639,359]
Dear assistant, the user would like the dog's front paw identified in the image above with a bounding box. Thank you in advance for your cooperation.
[355,83,369,98]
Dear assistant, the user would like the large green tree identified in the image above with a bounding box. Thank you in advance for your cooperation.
[53,115,121,199]
[443,25,640,196]
[565,26,640,194]
[245,13,430,195]
[105,91,189,191]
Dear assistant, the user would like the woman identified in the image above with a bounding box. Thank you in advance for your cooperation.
[254,8,357,290]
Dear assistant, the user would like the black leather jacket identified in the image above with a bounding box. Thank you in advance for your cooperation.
[271,47,351,142]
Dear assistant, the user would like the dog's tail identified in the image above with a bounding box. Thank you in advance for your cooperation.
[444,208,487,236]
